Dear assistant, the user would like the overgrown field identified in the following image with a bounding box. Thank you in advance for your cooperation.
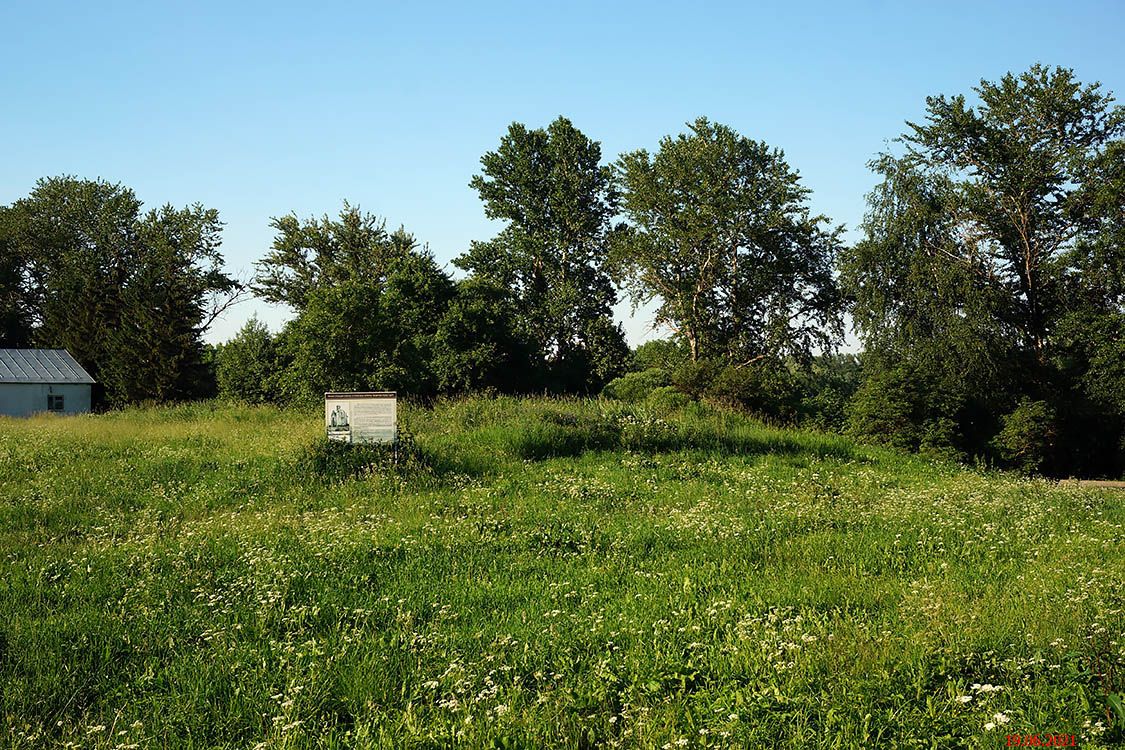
[1,399,1123,748]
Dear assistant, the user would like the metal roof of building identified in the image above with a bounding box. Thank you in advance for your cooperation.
[0,349,96,384]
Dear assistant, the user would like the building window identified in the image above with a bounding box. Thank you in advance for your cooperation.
[48,394,64,412]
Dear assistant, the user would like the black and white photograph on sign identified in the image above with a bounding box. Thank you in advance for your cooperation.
[326,403,351,442]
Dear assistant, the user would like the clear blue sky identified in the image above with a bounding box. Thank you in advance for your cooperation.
[2,0,1122,345]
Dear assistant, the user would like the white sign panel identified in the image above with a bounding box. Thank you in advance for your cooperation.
[325,392,397,444]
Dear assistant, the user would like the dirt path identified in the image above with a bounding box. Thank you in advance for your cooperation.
[1059,479,1125,489]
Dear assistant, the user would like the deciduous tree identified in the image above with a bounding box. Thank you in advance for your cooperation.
[842,66,1125,473]
[0,177,240,404]
[214,316,278,404]
[431,278,534,395]
[259,206,456,403]
[613,118,843,366]
[253,204,417,311]
[457,117,627,392]
[0,206,32,347]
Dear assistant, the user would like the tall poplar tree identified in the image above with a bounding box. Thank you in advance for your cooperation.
[456,117,628,392]
[614,118,843,366]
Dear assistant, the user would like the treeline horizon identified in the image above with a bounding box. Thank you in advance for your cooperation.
[2,64,1123,478]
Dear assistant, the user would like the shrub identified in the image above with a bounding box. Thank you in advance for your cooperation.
[296,430,428,482]
[919,417,965,463]
[671,359,723,399]
[992,399,1057,475]
[847,362,964,456]
[798,354,862,431]
[601,368,669,402]
[800,386,851,432]
[432,279,536,395]
[632,339,689,372]
[646,385,690,413]
[214,317,278,404]
[705,363,803,422]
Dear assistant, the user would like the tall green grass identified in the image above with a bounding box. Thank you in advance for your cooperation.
[0,398,1122,748]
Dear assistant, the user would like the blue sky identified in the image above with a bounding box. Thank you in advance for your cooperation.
[2,0,1122,345]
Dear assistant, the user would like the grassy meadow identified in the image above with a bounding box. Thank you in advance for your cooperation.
[1,398,1123,748]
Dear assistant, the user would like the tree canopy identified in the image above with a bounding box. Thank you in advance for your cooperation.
[846,66,1124,362]
[613,117,844,366]
[253,206,456,403]
[842,65,1125,473]
[456,116,628,392]
[253,204,419,311]
[0,176,239,404]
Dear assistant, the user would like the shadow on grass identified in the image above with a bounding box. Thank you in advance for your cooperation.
[295,408,857,485]
[505,410,855,462]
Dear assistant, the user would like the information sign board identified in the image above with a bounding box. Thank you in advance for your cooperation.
[325,392,396,444]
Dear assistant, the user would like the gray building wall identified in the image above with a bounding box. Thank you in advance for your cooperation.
[0,383,92,417]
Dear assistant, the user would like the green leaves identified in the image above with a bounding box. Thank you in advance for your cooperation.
[889,65,1125,360]
[273,246,456,404]
[458,117,627,393]
[431,279,534,395]
[0,176,240,405]
[214,316,278,404]
[253,204,419,312]
[613,118,844,366]
[843,66,1125,473]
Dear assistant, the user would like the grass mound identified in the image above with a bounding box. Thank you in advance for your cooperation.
[296,432,430,483]
[434,398,858,464]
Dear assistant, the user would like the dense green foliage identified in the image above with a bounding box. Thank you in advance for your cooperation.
[797,354,863,433]
[601,368,670,403]
[214,317,279,404]
[991,398,1059,476]
[270,248,455,405]
[251,205,420,311]
[456,117,629,393]
[603,340,858,432]
[1,400,1122,747]
[0,218,30,347]
[430,278,535,395]
[847,361,966,461]
[841,66,1125,476]
[244,206,536,404]
[630,339,689,373]
[613,118,843,366]
[253,207,458,403]
[0,177,239,405]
